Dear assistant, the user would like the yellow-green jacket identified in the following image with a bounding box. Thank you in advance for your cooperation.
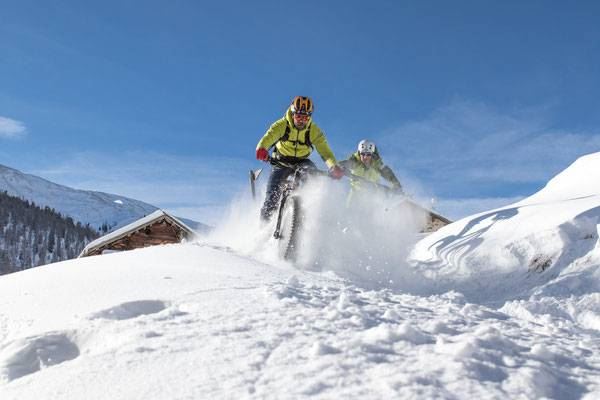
[339,151,402,191]
[256,109,337,168]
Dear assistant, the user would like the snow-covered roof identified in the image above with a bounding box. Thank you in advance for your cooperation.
[79,210,195,257]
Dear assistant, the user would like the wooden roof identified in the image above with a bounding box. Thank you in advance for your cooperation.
[401,198,452,233]
[79,210,196,257]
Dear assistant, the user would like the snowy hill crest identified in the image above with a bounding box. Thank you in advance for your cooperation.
[409,152,600,304]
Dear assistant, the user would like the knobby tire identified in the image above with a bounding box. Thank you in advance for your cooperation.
[276,195,302,262]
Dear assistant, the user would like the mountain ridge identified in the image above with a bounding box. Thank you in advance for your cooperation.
[0,163,159,230]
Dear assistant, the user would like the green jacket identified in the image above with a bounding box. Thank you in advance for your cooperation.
[256,109,337,168]
[339,151,402,190]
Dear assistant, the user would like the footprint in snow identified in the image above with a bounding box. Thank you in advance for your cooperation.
[88,300,168,320]
[0,332,80,382]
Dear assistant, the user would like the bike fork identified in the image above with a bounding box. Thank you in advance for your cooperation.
[273,194,289,239]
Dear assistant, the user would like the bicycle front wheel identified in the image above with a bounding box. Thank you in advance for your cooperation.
[276,195,302,262]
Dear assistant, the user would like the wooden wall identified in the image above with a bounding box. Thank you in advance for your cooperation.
[87,220,186,256]
[424,214,451,233]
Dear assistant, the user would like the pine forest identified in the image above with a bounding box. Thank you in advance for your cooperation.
[0,191,99,275]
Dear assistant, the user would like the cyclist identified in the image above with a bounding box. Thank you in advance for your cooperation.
[255,96,344,221]
[339,139,403,198]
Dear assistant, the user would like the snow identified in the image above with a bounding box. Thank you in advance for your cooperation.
[0,164,158,230]
[409,154,600,303]
[1,153,600,399]
[0,164,212,234]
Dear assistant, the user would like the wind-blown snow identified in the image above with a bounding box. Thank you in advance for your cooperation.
[1,154,600,399]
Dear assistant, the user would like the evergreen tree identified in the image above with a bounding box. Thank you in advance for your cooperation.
[0,191,99,275]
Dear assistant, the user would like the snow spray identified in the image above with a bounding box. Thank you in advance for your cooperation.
[203,174,429,291]
[291,177,428,290]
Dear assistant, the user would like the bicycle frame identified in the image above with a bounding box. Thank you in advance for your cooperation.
[269,158,325,240]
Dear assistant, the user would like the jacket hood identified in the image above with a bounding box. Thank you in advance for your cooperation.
[352,151,383,168]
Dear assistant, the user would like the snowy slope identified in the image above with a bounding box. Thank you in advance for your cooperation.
[409,152,600,305]
[0,164,158,230]
[0,244,598,400]
[1,153,600,399]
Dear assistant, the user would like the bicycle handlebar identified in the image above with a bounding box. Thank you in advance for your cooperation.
[343,170,405,195]
[266,156,329,177]
[262,156,402,189]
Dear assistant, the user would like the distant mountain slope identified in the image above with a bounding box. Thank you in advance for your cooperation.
[0,164,158,230]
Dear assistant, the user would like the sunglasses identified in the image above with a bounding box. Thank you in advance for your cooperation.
[293,113,311,120]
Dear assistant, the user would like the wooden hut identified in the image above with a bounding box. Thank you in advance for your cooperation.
[401,198,452,233]
[79,210,196,257]
[422,208,452,233]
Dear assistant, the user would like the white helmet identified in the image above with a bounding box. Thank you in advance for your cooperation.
[357,139,376,155]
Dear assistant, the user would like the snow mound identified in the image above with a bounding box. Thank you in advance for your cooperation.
[409,152,600,307]
[410,153,600,346]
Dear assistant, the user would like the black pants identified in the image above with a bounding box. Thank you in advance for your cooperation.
[260,158,316,221]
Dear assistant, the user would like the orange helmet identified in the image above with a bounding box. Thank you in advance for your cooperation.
[290,96,314,115]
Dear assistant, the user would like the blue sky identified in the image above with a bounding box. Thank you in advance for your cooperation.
[1,0,600,224]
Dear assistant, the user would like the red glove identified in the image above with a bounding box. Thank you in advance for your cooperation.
[256,148,269,161]
[329,165,344,180]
